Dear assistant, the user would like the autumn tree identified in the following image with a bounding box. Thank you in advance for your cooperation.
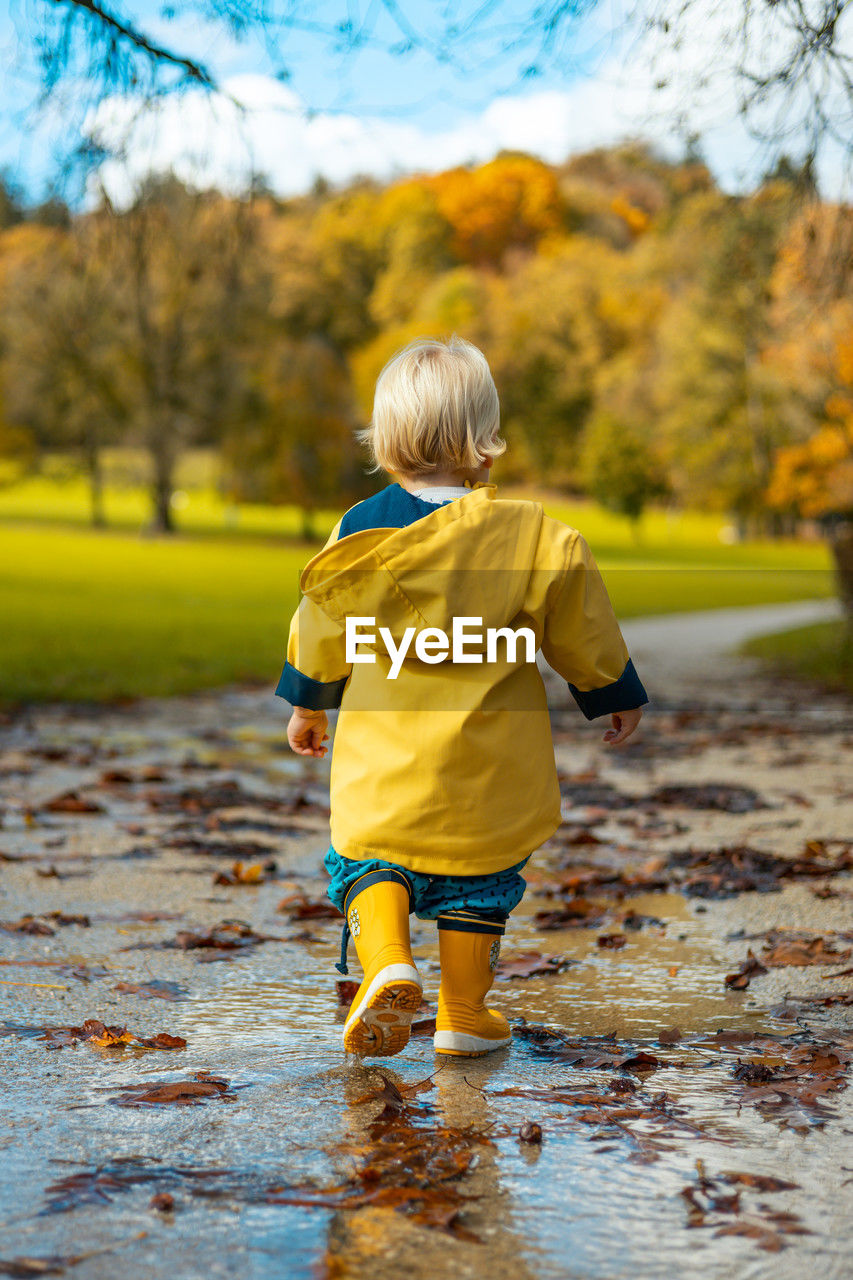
[265,178,456,356]
[642,181,806,527]
[368,181,456,328]
[0,218,122,524]
[429,154,563,271]
[97,177,266,531]
[580,411,669,528]
[0,177,267,531]
[767,324,853,620]
[264,185,385,355]
[223,336,367,539]
[486,234,623,481]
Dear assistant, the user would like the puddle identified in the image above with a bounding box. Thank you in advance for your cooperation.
[1,690,852,1279]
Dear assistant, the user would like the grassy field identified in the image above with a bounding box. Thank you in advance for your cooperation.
[0,474,835,705]
[742,621,853,695]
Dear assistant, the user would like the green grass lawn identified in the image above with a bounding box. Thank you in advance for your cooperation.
[1,524,312,704]
[0,476,836,705]
[742,621,853,695]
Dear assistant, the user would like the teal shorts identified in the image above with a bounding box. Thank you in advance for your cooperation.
[324,846,529,922]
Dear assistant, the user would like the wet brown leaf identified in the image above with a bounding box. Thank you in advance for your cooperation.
[114,979,188,1001]
[44,790,106,814]
[128,919,284,958]
[761,931,852,967]
[214,859,277,886]
[719,1171,800,1192]
[646,784,768,813]
[533,898,608,930]
[496,950,574,979]
[681,1161,807,1252]
[276,893,342,920]
[111,1072,234,1107]
[769,990,853,1018]
[32,1018,187,1051]
[725,949,769,990]
[267,1072,487,1240]
[335,979,360,1006]
[512,1025,664,1074]
[0,911,90,936]
[696,1029,853,1129]
[0,916,55,936]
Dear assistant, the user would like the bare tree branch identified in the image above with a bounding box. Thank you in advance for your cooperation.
[46,0,216,88]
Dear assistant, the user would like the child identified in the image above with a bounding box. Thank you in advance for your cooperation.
[277,337,648,1059]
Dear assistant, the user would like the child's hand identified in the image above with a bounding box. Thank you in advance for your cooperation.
[287,707,329,758]
[602,707,643,746]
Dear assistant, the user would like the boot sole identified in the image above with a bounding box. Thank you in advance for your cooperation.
[343,964,422,1058]
[433,1029,512,1056]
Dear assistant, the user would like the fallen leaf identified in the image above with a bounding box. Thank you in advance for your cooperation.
[725,949,769,990]
[719,1171,800,1192]
[0,911,91,936]
[646,784,768,813]
[29,1018,187,1052]
[214,859,277,886]
[658,1027,682,1044]
[761,931,852,968]
[114,981,188,1001]
[44,791,105,814]
[128,919,284,958]
[496,950,574,979]
[335,979,360,1006]
[533,899,608,930]
[277,893,342,920]
[111,1072,234,1107]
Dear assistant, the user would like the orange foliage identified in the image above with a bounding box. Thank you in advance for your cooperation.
[767,329,853,517]
[429,155,562,268]
[609,193,650,236]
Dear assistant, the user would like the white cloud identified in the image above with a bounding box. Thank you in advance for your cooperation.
[86,1,852,206]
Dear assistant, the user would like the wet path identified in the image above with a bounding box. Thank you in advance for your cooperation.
[0,604,851,1278]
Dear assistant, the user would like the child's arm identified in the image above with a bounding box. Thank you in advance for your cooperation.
[276,521,351,756]
[539,527,648,745]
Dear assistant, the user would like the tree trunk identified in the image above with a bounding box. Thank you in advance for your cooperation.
[150,451,175,534]
[829,525,853,626]
[85,444,106,528]
[301,506,316,541]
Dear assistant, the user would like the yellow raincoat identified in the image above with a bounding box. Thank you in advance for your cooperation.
[276,483,647,876]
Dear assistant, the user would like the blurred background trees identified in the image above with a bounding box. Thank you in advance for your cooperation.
[0,140,850,554]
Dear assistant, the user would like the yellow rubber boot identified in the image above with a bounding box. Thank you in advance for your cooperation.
[434,920,512,1056]
[342,873,422,1057]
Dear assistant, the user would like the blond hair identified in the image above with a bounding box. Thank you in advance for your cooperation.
[359,336,505,475]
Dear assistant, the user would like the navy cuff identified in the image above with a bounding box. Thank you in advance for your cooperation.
[275,662,348,710]
[568,658,649,721]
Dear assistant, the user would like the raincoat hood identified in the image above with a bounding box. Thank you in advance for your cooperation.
[299,485,543,648]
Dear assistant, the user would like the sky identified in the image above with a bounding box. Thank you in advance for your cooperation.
[1,0,851,206]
